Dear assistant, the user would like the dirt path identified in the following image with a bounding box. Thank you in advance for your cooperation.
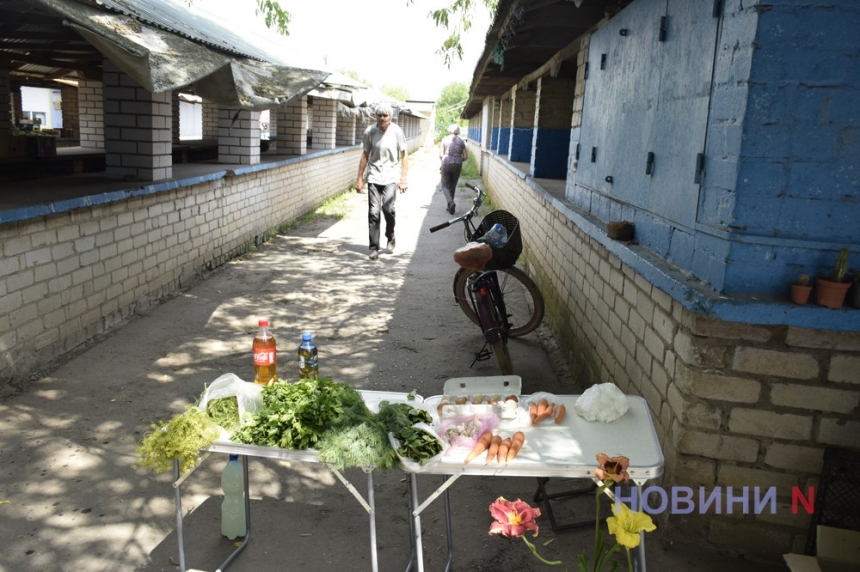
[0,147,782,571]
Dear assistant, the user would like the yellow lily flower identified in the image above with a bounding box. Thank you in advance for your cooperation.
[606,502,656,549]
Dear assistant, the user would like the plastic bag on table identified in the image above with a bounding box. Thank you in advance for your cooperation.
[389,423,448,473]
[197,373,264,433]
[436,413,500,457]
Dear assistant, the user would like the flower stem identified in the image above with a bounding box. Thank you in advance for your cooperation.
[626,546,633,572]
[521,536,568,571]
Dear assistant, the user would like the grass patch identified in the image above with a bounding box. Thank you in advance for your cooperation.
[460,151,480,179]
[275,189,354,235]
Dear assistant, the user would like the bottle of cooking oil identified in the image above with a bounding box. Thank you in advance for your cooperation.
[252,318,277,385]
[297,332,319,380]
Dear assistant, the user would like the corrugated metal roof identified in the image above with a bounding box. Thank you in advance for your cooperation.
[90,0,283,62]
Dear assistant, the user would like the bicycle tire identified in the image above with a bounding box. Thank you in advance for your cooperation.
[491,340,514,375]
[453,266,545,337]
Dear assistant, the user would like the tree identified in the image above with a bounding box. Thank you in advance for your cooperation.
[435,82,468,133]
[339,69,373,88]
[381,85,411,103]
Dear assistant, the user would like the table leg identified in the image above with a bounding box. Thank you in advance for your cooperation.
[410,473,424,572]
[173,461,186,572]
[443,482,453,572]
[634,482,646,572]
[368,470,378,572]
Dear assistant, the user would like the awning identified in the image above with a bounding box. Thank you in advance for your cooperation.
[33,0,330,110]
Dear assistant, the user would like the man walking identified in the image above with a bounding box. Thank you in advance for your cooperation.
[355,103,409,260]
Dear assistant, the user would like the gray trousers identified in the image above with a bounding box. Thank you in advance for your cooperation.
[367,182,396,251]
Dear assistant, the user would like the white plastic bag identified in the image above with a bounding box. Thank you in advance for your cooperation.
[389,423,448,473]
[197,373,264,429]
[574,382,629,422]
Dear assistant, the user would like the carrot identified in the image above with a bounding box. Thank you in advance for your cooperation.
[496,438,512,464]
[554,404,567,424]
[464,430,493,464]
[528,401,538,424]
[536,398,549,417]
[533,402,555,424]
[485,435,503,464]
[506,432,525,463]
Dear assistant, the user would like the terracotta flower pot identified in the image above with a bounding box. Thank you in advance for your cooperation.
[790,283,812,305]
[815,277,851,309]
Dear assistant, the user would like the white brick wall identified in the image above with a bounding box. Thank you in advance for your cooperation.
[0,148,361,389]
[276,97,307,156]
[311,98,336,150]
[218,107,260,165]
[78,79,104,150]
[471,140,860,561]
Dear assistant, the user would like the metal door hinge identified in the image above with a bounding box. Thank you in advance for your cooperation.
[694,153,705,184]
[659,16,668,42]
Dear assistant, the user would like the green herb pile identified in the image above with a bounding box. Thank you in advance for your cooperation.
[393,425,444,465]
[206,396,240,431]
[135,405,221,474]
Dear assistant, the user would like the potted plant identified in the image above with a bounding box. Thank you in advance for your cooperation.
[846,269,860,309]
[815,248,851,309]
[790,274,812,305]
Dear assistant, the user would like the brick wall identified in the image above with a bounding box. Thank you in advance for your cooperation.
[473,142,860,561]
[60,86,79,138]
[202,99,218,140]
[311,98,336,150]
[0,66,9,135]
[0,148,361,390]
[276,96,307,156]
[78,80,104,150]
[218,107,260,165]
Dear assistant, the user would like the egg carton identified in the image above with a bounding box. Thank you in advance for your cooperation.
[435,375,522,420]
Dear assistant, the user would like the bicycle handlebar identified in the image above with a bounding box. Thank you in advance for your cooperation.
[429,221,451,233]
[465,182,479,191]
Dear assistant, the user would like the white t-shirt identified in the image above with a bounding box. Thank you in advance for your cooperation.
[362,123,407,185]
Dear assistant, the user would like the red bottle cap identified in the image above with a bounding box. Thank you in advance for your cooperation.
[258,319,269,327]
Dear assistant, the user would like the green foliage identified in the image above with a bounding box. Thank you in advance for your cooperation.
[339,69,373,88]
[412,0,499,67]
[255,0,291,35]
[832,248,850,282]
[231,378,361,450]
[394,426,444,465]
[136,405,221,475]
[381,84,411,102]
[375,401,433,433]
[460,151,479,179]
[436,82,469,133]
[276,189,353,235]
[206,396,240,431]
[316,421,396,470]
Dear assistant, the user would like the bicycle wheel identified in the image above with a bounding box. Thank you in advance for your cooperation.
[453,266,545,337]
[491,340,514,375]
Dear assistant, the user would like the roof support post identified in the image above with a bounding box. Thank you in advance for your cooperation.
[218,107,260,166]
[275,96,307,156]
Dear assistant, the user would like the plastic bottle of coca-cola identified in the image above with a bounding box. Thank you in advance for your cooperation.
[252,318,277,385]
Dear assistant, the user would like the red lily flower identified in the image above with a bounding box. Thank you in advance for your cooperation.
[488,497,541,538]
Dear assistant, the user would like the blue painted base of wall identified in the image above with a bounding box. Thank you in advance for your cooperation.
[533,129,569,178]
[510,128,533,162]
[490,128,499,151]
[498,128,510,155]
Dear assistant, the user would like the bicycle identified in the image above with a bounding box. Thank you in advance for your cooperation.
[429,183,545,374]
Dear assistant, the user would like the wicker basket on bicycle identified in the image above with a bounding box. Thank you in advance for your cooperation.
[474,210,522,271]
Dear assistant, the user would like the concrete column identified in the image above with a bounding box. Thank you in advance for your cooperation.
[78,79,104,149]
[276,96,307,156]
[510,86,536,163]
[103,60,172,181]
[531,76,574,179]
[218,107,260,165]
[311,97,336,150]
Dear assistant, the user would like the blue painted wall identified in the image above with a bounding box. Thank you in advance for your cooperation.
[490,127,499,150]
[510,128,533,162]
[533,129,569,179]
[570,0,859,297]
[498,127,510,155]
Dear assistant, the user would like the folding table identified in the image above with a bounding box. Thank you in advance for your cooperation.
[403,394,664,572]
[170,389,421,572]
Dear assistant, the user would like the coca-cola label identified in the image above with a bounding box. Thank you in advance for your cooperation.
[254,348,276,366]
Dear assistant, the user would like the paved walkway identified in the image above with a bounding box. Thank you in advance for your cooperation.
[0,147,784,571]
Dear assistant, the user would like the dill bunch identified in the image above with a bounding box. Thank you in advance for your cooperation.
[315,420,396,470]
[136,405,220,475]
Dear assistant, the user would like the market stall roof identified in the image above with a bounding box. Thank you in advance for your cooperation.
[1,0,330,110]
[313,73,424,119]
[461,0,631,118]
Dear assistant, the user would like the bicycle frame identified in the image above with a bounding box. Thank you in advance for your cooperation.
[466,270,510,345]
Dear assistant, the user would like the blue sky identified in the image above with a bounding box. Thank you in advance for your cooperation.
[191,0,493,101]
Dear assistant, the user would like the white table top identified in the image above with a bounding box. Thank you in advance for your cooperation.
[409,394,664,480]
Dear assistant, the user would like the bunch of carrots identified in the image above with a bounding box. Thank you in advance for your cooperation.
[464,430,525,464]
[528,398,565,425]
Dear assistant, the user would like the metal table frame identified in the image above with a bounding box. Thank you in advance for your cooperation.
[170,390,420,572]
[402,395,664,572]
